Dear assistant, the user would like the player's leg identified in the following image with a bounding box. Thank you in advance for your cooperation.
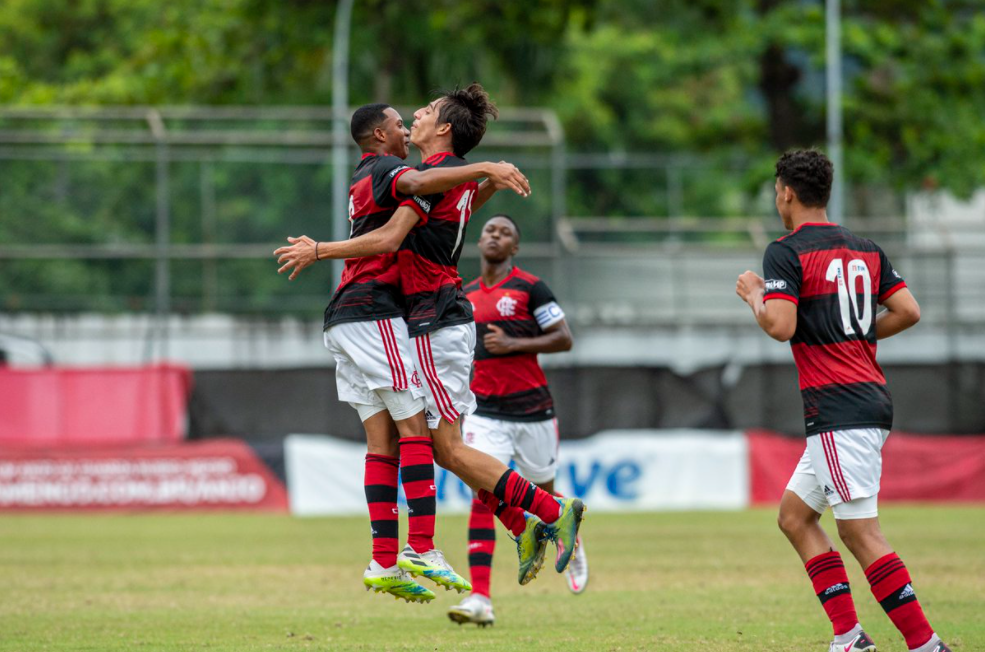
[415,325,583,533]
[781,444,870,651]
[325,322,437,602]
[822,429,947,652]
[355,402,435,603]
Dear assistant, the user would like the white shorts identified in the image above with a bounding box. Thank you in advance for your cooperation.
[786,428,890,520]
[324,318,425,409]
[463,414,559,484]
[411,323,477,429]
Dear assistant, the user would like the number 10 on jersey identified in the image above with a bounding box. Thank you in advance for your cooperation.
[826,258,872,336]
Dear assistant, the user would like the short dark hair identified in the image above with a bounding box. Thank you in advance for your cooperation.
[775,149,833,208]
[488,213,521,242]
[436,82,499,157]
[350,103,390,145]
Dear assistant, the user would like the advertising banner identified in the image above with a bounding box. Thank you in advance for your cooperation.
[285,430,749,516]
[0,439,288,511]
[0,364,192,447]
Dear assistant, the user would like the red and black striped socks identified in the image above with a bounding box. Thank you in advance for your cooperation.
[865,553,934,650]
[467,498,496,597]
[805,551,859,636]
[364,453,399,568]
[492,469,562,524]
[399,437,437,554]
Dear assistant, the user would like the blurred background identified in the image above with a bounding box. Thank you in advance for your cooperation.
[1,0,983,514]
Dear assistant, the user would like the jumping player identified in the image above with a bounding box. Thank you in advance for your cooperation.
[276,83,586,590]
[276,102,529,604]
[735,149,950,652]
[447,214,588,627]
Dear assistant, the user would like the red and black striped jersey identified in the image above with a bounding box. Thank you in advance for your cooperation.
[465,267,566,422]
[323,153,413,329]
[398,152,478,337]
[762,222,907,436]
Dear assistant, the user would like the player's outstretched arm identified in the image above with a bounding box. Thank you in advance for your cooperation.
[397,161,530,198]
[483,320,573,355]
[273,206,419,281]
[736,270,797,341]
[875,287,920,340]
[471,161,532,212]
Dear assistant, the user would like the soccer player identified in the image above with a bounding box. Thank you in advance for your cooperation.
[735,150,950,652]
[276,83,586,589]
[447,214,587,627]
[276,102,530,603]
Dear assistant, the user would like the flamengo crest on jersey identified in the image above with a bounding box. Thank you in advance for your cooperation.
[397,152,477,337]
[323,154,412,329]
[466,267,566,422]
[762,223,907,436]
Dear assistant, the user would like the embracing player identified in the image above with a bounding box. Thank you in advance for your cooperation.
[447,214,588,627]
[275,102,529,603]
[736,150,950,652]
[276,83,586,594]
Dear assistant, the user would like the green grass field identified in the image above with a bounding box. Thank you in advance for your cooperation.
[0,507,982,651]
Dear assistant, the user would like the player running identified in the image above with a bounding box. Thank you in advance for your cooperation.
[276,83,586,591]
[736,150,950,652]
[275,102,529,604]
[447,214,587,627]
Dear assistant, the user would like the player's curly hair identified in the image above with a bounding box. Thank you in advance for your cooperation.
[775,149,833,208]
[350,103,390,145]
[436,82,499,158]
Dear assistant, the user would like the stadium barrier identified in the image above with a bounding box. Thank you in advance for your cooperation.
[0,364,192,447]
[284,430,985,516]
[0,439,288,511]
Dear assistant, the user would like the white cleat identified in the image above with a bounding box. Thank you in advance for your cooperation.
[447,594,495,627]
[565,536,588,594]
[828,625,877,652]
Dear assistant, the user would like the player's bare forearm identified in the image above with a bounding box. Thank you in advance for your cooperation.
[736,269,796,341]
[471,179,498,212]
[875,288,920,340]
[483,321,573,355]
[398,162,530,199]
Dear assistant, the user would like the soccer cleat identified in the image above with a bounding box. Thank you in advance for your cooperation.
[544,497,586,573]
[514,514,549,585]
[921,636,951,652]
[397,545,472,593]
[447,594,495,627]
[565,535,588,594]
[828,628,876,652]
[362,561,435,604]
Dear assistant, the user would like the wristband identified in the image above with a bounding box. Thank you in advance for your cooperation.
[314,242,321,261]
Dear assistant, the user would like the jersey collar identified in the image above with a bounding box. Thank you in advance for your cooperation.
[480,266,518,292]
[424,151,456,165]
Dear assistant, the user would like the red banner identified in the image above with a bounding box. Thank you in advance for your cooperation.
[0,439,288,512]
[748,429,985,504]
[0,364,192,447]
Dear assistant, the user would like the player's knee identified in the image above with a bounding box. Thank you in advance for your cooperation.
[777,508,812,537]
[836,519,881,552]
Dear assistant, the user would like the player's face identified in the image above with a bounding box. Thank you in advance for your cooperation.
[478,217,519,263]
[380,108,411,159]
[775,179,793,230]
[410,99,444,149]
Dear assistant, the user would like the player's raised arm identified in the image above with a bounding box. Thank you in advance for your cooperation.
[273,205,420,280]
[471,161,530,212]
[396,161,529,198]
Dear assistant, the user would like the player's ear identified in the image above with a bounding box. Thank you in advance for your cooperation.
[373,126,387,143]
[435,121,452,138]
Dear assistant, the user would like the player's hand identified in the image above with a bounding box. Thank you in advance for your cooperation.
[274,235,318,281]
[485,161,531,197]
[735,270,765,305]
[483,324,517,354]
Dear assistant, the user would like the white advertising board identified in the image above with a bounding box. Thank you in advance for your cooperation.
[284,429,749,517]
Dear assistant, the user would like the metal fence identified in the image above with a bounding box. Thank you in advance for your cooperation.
[1,106,983,358]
